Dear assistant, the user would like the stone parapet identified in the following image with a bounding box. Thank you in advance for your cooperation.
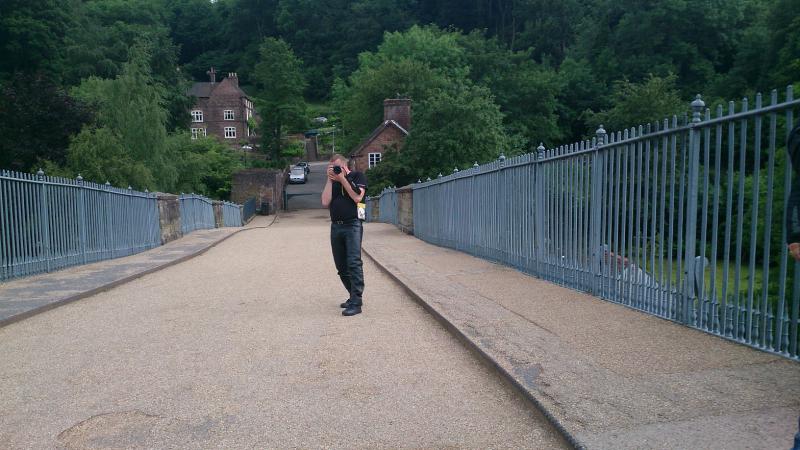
[156,193,182,244]
[396,185,413,235]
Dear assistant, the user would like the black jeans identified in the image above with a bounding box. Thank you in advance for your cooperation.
[330,219,364,306]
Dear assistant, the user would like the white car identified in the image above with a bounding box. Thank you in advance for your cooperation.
[289,167,307,184]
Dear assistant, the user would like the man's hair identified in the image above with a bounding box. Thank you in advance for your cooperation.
[330,153,347,163]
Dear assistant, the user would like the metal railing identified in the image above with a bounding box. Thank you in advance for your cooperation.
[179,193,215,234]
[1,170,160,281]
[413,86,800,360]
[242,197,257,223]
[374,187,398,225]
[221,201,243,227]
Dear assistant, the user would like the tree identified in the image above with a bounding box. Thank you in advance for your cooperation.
[584,74,685,133]
[0,0,80,82]
[252,37,307,161]
[67,42,174,190]
[0,73,92,172]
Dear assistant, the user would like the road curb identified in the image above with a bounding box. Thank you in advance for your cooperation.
[362,248,587,450]
[0,216,278,329]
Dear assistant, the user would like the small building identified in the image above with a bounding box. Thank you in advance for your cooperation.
[188,68,258,149]
[349,98,411,172]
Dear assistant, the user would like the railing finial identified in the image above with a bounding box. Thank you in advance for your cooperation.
[595,125,607,145]
[426,176,432,182]
[36,168,44,180]
[498,153,506,162]
[691,94,705,123]
[537,142,545,159]
[437,173,443,178]
[453,167,459,173]
[473,161,479,168]
[76,174,83,184]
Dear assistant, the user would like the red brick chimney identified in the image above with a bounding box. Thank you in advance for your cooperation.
[227,72,238,88]
[384,98,411,131]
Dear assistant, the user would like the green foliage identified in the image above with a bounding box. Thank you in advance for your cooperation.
[0,73,93,171]
[252,37,307,160]
[585,74,686,133]
[167,134,244,199]
[69,42,174,189]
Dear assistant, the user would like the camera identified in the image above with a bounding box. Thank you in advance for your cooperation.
[332,165,342,175]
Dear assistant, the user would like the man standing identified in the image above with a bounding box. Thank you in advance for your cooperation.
[321,154,367,316]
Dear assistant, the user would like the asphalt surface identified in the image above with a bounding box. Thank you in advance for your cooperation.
[0,210,566,449]
[285,161,328,210]
[363,222,800,450]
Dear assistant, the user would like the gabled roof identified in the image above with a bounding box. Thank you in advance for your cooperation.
[188,82,215,98]
[351,120,409,156]
[187,77,249,99]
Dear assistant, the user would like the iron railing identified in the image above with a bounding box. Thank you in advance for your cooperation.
[242,197,257,223]
[221,201,243,227]
[413,87,800,360]
[179,193,215,234]
[0,170,160,281]
[372,187,398,225]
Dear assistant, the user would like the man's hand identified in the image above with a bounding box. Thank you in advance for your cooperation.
[790,243,800,261]
[328,165,347,183]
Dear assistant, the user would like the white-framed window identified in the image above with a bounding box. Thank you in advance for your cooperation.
[224,127,236,139]
[191,110,203,122]
[191,128,206,140]
[368,152,382,168]
[224,109,235,120]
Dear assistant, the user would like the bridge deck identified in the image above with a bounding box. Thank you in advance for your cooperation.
[0,210,565,448]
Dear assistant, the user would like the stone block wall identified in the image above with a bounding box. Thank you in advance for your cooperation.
[156,193,182,244]
[231,168,286,214]
[396,186,413,235]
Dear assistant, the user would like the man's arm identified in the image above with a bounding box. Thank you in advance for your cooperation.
[340,177,365,204]
[321,177,333,207]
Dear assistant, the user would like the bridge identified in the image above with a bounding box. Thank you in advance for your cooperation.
[1,91,800,449]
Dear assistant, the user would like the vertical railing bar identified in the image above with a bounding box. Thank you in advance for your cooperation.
[777,86,794,354]
[746,93,763,343]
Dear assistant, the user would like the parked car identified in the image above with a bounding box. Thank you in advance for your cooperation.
[289,167,307,184]
[296,161,310,173]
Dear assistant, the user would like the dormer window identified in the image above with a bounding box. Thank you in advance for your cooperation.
[191,110,203,122]
[224,110,235,120]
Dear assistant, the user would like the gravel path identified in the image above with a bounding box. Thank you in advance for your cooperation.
[0,209,565,449]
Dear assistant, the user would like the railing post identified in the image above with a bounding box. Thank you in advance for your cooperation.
[37,169,52,273]
[590,126,607,296]
[534,145,546,277]
[681,94,706,325]
[76,174,87,264]
[105,181,115,258]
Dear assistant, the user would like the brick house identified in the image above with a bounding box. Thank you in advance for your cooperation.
[188,68,257,149]
[349,98,411,172]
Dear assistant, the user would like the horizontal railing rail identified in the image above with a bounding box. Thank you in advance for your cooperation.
[413,86,800,360]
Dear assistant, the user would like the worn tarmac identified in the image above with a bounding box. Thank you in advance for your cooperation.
[362,223,800,450]
[0,209,566,449]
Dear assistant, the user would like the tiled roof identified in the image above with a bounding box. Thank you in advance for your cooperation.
[351,120,409,156]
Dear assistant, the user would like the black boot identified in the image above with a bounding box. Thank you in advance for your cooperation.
[340,299,352,308]
[342,305,362,316]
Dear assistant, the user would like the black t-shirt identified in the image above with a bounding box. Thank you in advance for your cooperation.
[329,171,367,221]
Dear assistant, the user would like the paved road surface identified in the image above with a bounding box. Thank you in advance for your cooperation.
[0,209,565,448]
[285,161,328,210]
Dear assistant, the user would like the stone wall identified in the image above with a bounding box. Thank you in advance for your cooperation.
[156,193,182,244]
[396,185,413,234]
[231,168,286,214]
